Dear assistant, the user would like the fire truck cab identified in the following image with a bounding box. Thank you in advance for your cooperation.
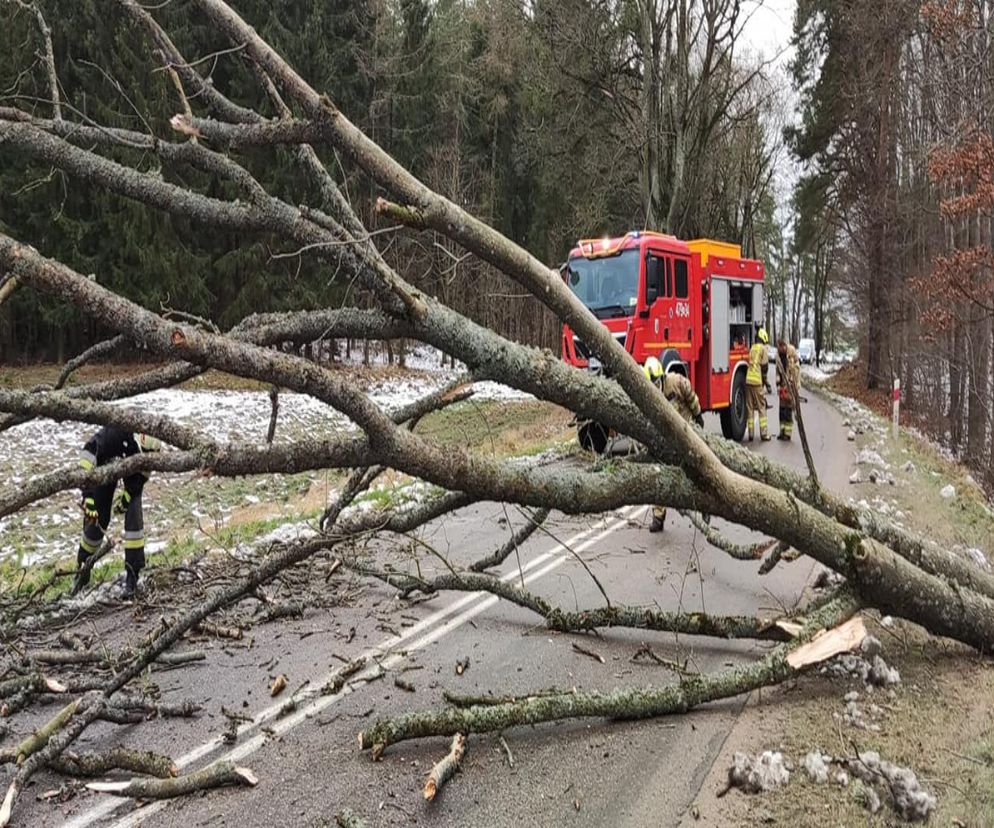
[561,231,765,450]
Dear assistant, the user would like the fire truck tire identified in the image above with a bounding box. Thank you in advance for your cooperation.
[720,371,747,441]
[577,421,609,454]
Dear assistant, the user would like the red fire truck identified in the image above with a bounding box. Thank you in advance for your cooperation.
[561,231,765,450]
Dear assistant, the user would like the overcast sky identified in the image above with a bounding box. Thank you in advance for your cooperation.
[741,0,796,63]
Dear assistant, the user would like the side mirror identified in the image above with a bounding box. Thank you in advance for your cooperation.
[645,257,661,305]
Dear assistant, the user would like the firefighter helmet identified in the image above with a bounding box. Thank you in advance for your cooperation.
[757,327,769,344]
[643,356,664,381]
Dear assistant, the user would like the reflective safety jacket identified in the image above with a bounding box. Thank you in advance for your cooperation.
[778,344,801,391]
[746,342,768,386]
[79,426,146,499]
[662,373,702,422]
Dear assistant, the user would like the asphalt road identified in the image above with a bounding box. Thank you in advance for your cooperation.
[32,393,850,828]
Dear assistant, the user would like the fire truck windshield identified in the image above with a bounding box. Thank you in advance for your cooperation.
[566,249,639,319]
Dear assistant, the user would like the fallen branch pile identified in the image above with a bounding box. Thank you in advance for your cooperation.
[0,0,990,823]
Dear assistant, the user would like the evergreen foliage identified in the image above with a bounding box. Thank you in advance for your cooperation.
[0,0,782,361]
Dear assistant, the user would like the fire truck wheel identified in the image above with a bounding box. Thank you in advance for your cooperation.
[577,421,609,454]
[720,371,747,441]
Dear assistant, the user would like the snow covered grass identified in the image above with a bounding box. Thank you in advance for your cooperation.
[833,391,992,555]
[0,376,562,574]
[801,364,837,384]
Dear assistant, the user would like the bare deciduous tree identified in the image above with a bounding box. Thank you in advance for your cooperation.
[0,1,991,824]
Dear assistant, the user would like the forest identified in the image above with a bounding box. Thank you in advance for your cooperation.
[1,2,994,825]
[3,1,991,486]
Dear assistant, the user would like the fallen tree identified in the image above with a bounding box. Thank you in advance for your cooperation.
[0,0,991,823]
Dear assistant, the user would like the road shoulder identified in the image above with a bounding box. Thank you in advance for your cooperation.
[679,380,994,827]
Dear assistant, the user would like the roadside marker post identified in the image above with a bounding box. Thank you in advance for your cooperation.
[892,378,900,439]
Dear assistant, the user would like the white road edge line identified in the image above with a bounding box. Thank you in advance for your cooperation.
[65,506,637,828]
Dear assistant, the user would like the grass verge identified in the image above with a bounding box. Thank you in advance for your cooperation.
[687,378,994,827]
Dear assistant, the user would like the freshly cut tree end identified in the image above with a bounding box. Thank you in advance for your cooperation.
[0,784,15,828]
[44,678,67,693]
[85,781,134,794]
[169,114,198,137]
[774,620,804,638]
[786,616,867,669]
[424,733,466,802]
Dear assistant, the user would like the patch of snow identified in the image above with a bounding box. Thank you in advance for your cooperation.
[727,751,790,793]
[256,521,317,546]
[801,365,834,383]
[851,779,882,814]
[859,635,883,658]
[0,369,544,567]
[847,751,936,822]
[967,547,989,570]
[869,654,900,686]
[813,568,846,590]
[823,652,900,689]
[856,448,888,468]
[804,751,830,784]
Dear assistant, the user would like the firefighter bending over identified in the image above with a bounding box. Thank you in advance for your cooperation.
[776,338,801,440]
[72,427,163,599]
[746,328,771,442]
[644,355,704,532]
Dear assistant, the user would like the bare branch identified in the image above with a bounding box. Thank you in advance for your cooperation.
[357,590,862,755]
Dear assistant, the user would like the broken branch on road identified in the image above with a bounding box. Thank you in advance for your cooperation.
[0,1,991,822]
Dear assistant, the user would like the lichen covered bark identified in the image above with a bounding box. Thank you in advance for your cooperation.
[358,592,861,753]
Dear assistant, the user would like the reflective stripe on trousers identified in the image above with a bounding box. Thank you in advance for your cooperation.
[80,519,106,554]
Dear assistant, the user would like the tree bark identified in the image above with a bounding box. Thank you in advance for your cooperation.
[86,761,256,799]
[358,591,862,755]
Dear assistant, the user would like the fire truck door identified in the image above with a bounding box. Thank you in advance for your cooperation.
[644,253,672,359]
[669,257,693,353]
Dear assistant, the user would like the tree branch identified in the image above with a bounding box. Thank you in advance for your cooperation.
[357,590,862,755]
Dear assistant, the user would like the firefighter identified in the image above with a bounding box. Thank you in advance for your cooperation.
[746,327,771,442]
[776,338,801,440]
[643,355,704,532]
[72,427,164,599]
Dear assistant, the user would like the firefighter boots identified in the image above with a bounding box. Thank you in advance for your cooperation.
[121,567,139,601]
[121,548,146,601]
[71,550,92,596]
